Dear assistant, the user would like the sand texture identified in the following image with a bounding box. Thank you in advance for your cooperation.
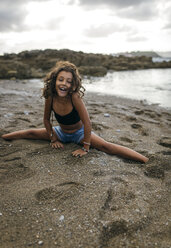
[0,79,171,248]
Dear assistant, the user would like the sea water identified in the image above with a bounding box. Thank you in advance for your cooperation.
[83,68,171,109]
[7,68,170,109]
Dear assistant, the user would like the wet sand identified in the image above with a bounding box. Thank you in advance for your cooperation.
[0,79,171,248]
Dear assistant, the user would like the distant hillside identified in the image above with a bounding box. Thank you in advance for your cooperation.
[157,51,171,58]
[0,49,171,79]
[119,51,160,57]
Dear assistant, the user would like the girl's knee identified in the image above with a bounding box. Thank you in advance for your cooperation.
[99,141,112,152]
[25,129,38,138]
[102,142,118,154]
[27,129,35,135]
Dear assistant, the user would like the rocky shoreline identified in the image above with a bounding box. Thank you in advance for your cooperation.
[0,49,171,79]
[0,79,171,248]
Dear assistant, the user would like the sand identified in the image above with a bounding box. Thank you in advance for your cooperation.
[0,79,171,248]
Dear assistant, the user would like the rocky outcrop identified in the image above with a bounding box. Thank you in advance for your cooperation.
[0,49,171,79]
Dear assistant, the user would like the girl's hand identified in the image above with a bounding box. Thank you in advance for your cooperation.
[50,140,64,149]
[72,148,88,157]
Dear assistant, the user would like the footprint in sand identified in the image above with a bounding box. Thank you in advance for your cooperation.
[126,115,137,121]
[35,181,84,202]
[0,144,34,184]
[134,110,144,115]
[0,146,21,157]
[91,121,109,131]
[99,219,128,247]
[18,117,31,123]
[158,137,171,148]
[4,157,21,162]
[0,162,34,184]
[97,174,153,248]
[89,108,103,115]
[131,123,148,136]
[144,155,170,179]
[100,185,136,213]
[120,137,133,143]
[161,150,171,155]
[144,165,164,179]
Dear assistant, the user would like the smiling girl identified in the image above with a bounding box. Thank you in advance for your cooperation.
[2,61,148,162]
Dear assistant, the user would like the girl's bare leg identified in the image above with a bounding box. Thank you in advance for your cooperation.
[2,128,50,141]
[90,133,149,163]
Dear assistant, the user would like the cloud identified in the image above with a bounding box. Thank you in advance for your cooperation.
[84,23,129,38]
[37,17,64,30]
[162,4,171,28]
[118,3,158,21]
[0,5,27,31]
[0,0,50,32]
[78,0,154,9]
[126,35,148,42]
[163,23,171,30]
[79,0,160,21]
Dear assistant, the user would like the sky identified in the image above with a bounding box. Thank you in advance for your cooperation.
[0,0,171,55]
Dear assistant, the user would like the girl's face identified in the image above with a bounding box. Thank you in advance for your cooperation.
[55,71,73,97]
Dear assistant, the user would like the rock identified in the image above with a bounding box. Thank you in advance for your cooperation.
[59,215,64,221]
[131,123,142,129]
[104,113,110,117]
[78,66,107,77]
[38,240,44,245]
[0,49,171,79]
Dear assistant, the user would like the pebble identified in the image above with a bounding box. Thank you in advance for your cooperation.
[24,110,29,115]
[4,113,13,118]
[38,240,43,245]
[116,129,121,132]
[0,213,2,216]
[59,215,64,221]
[104,113,110,117]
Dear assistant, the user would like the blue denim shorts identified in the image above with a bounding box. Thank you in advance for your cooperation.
[53,125,84,144]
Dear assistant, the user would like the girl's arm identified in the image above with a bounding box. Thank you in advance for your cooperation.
[72,93,91,153]
[43,97,56,142]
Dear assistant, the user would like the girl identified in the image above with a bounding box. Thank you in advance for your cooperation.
[2,61,148,163]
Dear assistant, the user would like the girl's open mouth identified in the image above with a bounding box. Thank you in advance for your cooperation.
[59,87,67,92]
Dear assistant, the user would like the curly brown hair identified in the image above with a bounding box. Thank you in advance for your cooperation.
[42,61,85,99]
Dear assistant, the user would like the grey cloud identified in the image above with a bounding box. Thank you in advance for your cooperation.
[84,23,130,38]
[68,0,77,4]
[163,23,171,30]
[78,0,153,8]
[163,5,171,26]
[79,0,159,21]
[0,0,50,32]
[0,7,27,32]
[126,35,148,42]
[40,17,64,30]
[1,0,48,4]
[118,3,158,21]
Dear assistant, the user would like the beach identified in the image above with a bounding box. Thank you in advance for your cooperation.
[0,79,171,248]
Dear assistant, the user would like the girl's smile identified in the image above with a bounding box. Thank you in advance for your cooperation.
[56,71,73,97]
